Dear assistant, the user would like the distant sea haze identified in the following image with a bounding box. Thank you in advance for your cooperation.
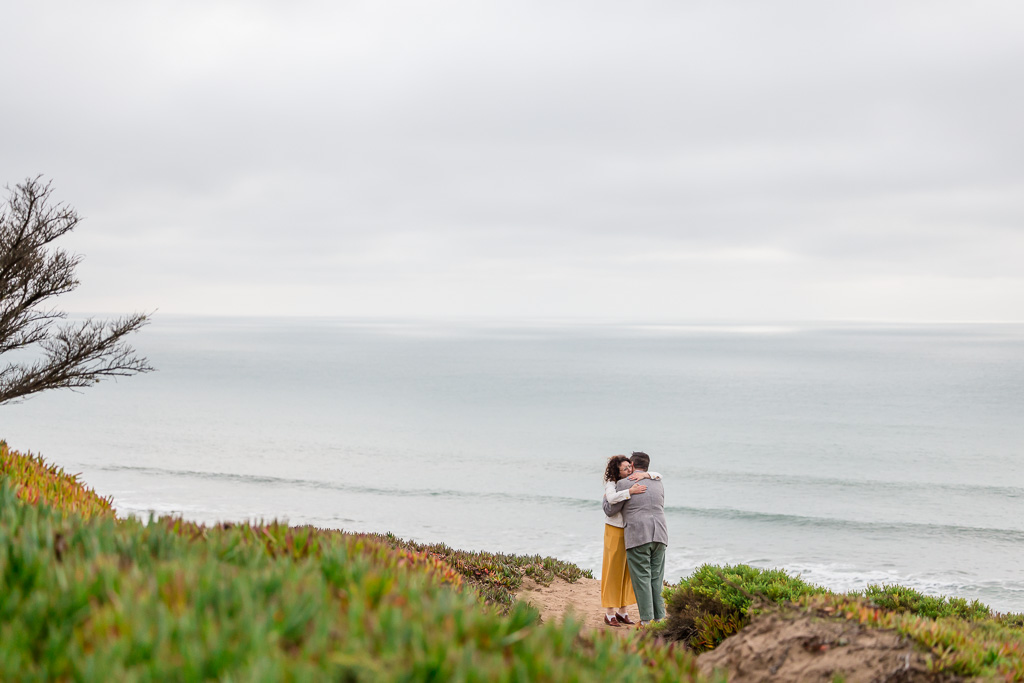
[5,317,1023,613]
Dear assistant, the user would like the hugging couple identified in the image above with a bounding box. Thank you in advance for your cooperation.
[600,451,668,627]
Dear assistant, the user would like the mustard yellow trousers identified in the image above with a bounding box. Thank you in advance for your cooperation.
[600,524,636,608]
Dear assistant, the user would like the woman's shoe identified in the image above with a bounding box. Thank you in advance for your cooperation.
[603,615,621,627]
[615,613,635,625]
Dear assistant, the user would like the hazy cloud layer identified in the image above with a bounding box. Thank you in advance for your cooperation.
[3,1,1023,320]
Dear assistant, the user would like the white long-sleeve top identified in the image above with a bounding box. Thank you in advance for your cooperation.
[603,472,662,528]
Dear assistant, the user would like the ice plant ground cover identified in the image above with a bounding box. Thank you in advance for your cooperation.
[0,443,115,520]
[0,444,700,681]
[655,561,1024,678]
[4,443,1024,680]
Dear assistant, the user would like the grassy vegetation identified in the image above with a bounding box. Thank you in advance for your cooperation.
[6,441,1024,680]
[863,582,996,622]
[657,563,828,651]
[363,535,592,610]
[150,519,590,613]
[1,444,701,681]
[0,441,114,519]
[805,592,1024,680]
[657,563,1024,680]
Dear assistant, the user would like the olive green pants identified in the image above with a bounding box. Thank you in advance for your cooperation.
[625,541,667,622]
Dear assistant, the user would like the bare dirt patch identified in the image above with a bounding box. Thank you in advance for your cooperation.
[515,576,640,633]
[697,607,962,683]
[516,580,964,682]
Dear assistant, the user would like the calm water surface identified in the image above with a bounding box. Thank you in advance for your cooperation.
[4,317,1023,611]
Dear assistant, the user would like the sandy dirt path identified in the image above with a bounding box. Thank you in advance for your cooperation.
[515,576,640,633]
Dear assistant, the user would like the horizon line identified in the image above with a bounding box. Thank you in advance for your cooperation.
[60,311,1024,326]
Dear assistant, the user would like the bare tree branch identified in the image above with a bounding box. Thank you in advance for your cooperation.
[0,177,153,406]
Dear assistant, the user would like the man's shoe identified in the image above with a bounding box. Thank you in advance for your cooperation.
[603,615,622,627]
[615,613,635,625]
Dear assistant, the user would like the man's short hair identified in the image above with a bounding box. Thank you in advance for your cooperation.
[630,451,650,470]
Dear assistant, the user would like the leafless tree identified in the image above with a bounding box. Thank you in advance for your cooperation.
[0,177,152,405]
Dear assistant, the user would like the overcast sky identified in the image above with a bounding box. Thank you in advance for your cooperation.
[3,1,1023,321]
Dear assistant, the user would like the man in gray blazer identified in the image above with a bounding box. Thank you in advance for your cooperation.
[602,451,668,625]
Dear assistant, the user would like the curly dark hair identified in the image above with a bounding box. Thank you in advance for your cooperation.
[604,455,631,483]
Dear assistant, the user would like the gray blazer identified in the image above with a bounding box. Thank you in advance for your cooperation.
[603,475,668,550]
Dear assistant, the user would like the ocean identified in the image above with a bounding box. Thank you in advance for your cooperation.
[3,316,1023,612]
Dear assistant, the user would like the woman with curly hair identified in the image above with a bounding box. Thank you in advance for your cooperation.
[600,454,661,627]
